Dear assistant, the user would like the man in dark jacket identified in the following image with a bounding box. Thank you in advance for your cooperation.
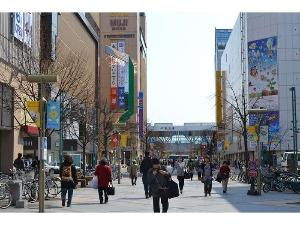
[13,153,25,171]
[140,151,153,198]
[148,158,171,213]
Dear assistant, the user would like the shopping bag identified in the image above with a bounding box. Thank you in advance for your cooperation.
[90,176,98,189]
[216,172,222,183]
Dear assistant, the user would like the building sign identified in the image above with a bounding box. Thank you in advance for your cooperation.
[248,36,278,110]
[14,12,32,47]
[111,42,118,109]
[118,41,126,109]
[46,101,60,129]
[110,18,128,31]
[138,91,144,138]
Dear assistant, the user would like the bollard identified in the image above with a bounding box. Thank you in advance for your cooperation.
[7,180,25,207]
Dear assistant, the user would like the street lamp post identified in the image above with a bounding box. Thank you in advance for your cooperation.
[23,75,57,213]
[289,87,298,173]
[247,108,267,196]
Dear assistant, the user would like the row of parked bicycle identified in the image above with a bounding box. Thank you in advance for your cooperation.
[229,167,300,194]
[0,169,61,209]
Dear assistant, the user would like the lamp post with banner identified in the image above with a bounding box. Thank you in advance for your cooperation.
[247,108,268,196]
[22,75,57,213]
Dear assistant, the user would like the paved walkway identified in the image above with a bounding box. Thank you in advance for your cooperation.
[2,176,300,213]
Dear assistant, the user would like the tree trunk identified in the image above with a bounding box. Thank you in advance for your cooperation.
[83,143,86,178]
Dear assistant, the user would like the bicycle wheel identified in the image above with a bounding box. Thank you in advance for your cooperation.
[26,184,38,202]
[275,182,286,192]
[0,190,12,209]
[263,183,271,193]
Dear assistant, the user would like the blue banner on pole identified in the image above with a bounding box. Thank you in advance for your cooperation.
[46,101,60,129]
[118,87,125,108]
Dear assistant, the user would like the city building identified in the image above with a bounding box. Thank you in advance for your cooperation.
[99,13,147,162]
[221,13,300,164]
[0,13,41,172]
[214,29,232,158]
[39,13,100,166]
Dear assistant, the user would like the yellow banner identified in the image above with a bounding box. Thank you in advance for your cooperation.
[215,71,223,125]
[26,101,40,128]
[120,134,128,148]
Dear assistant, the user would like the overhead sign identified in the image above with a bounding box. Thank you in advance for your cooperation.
[46,101,60,129]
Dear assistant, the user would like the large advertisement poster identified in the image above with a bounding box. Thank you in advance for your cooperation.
[14,12,24,42]
[14,12,32,47]
[248,36,278,110]
[138,91,144,138]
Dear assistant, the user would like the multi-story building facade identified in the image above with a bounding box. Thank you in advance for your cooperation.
[40,13,100,166]
[0,13,101,172]
[99,13,147,162]
[0,13,41,172]
[221,13,300,164]
[215,29,231,158]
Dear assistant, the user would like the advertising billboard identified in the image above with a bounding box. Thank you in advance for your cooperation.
[111,42,118,109]
[14,12,32,47]
[118,41,126,109]
[248,36,278,110]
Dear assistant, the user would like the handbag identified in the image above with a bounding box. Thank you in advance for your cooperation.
[107,184,115,195]
[216,172,222,183]
[167,179,179,199]
[184,170,191,179]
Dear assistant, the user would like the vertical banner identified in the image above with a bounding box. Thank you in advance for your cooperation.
[23,12,32,47]
[46,101,60,129]
[120,134,128,148]
[14,12,24,42]
[111,133,118,149]
[138,91,144,138]
[26,101,40,128]
[111,88,118,110]
[111,42,118,109]
[118,41,126,109]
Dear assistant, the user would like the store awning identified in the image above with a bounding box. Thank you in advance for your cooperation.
[21,125,39,136]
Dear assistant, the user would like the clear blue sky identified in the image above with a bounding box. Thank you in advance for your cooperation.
[147,12,238,125]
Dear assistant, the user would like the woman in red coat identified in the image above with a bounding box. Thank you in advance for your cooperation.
[94,158,112,204]
[219,161,231,193]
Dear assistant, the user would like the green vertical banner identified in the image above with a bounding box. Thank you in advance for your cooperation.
[119,57,134,123]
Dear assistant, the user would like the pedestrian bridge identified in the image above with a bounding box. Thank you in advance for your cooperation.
[147,123,216,155]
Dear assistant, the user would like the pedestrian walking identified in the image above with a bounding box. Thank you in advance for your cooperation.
[129,160,138,185]
[187,158,195,181]
[201,156,213,197]
[172,157,185,194]
[195,157,203,181]
[59,155,78,207]
[94,158,112,204]
[13,153,25,171]
[140,152,153,198]
[31,156,39,178]
[148,158,171,213]
[220,161,231,193]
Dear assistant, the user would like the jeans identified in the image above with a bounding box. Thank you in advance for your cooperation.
[153,196,169,213]
[177,176,184,191]
[222,178,229,192]
[197,171,202,180]
[190,172,194,181]
[204,178,212,195]
[98,187,108,203]
[61,188,74,206]
[131,176,137,185]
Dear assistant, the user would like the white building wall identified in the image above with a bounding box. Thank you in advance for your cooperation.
[221,13,300,159]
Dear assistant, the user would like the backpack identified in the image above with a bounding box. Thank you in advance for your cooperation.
[61,166,73,182]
